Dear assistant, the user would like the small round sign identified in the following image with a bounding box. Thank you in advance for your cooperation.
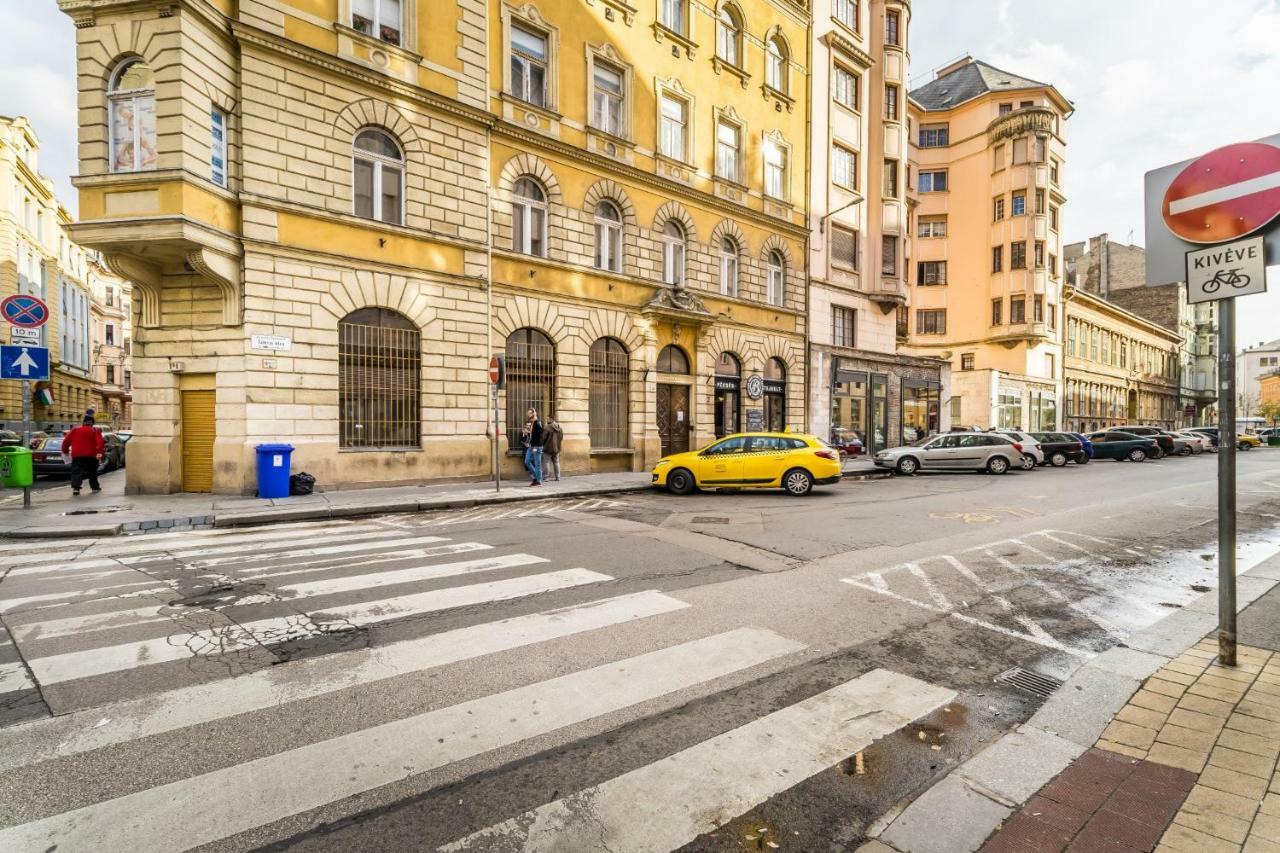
[1162,141,1280,244]
[488,355,501,385]
[1,295,50,329]
[745,375,764,401]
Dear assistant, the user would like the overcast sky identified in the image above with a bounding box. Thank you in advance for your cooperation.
[6,1,1279,346]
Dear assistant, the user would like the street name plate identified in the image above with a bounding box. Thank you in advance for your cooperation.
[1185,235,1268,304]
[250,334,292,352]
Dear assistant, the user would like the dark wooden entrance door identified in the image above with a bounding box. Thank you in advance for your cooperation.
[657,383,690,456]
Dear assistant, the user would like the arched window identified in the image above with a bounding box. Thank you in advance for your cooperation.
[594,200,622,272]
[589,337,629,448]
[764,357,786,432]
[719,237,739,297]
[765,37,788,94]
[353,128,404,225]
[512,177,547,256]
[339,307,420,449]
[657,344,690,374]
[661,219,685,286]
[108,59,157,173]
[505,327,555,449]
[716,6,743,67]
[714,351,742,438]
[766,250,786,306]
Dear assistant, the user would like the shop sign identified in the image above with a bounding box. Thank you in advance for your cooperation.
[746,409,765,431]
[745,375,764,400]
[714,376,739,392]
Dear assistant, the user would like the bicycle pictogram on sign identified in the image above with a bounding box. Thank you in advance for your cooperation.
[1202,268,1252,293]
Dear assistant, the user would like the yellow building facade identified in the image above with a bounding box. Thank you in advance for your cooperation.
[1261,373,1280,408]
[0,116,96,436]
[1062,287,1180,432]
[905,58,1071,431]
[60,0,809,494]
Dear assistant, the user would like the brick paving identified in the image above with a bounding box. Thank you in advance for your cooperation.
[982,641,1280,853]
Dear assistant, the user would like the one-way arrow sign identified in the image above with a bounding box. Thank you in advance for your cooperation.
[0,345,50,380]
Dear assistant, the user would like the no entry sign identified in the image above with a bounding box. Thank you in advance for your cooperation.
[1162,141,1280,244]
[1,295,49,329]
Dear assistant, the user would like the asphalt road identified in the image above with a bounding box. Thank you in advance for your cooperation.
[1,451,1279,852]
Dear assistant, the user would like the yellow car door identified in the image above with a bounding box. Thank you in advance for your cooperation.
[696,436,748,486]
[743,436,790,485]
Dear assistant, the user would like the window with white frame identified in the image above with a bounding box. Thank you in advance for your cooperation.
[832,145,857,191]
[511,176,547,256]
[353,128,403,225]
[108,59,157,173]
[766,250,785,306]
[918,123,949,147]
[661,219,686,285]
[917,261,947,285]
[659,93,688,161]
[210,107,227,187]
[764,137,787,200]
[719,237,739,296]
[833,65,859,111]
[660,0,687,36]
[352,0,402,45]
[919,216,947,238]
[715,118,740,182]
[716,5,743,67]
[591,60,624,136]
[510,23,548,107]
[833,0,858,30]
[918,169,948,192]
[765,37,788,93]
[594,200,622,272]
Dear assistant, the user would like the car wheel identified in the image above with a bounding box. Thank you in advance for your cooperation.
[896,456,919,476]
[986,456,1010,475]
[1076,454,1090,465]
[1180,446,1193,457]
[1128,448,1147,463]
[1152,446,1165,459]
[1239,442,1253,451]
[1021,454,1037,471]
[666,468,696,496]
[1049,452,1068,467]
[783,468,814,497]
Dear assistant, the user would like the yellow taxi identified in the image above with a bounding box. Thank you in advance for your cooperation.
[1238,433,1262,450]
[651,432,843,497]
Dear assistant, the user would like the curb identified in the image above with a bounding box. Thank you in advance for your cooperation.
[867,551,1280,853]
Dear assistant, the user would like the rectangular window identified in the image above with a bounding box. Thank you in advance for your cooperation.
[834,0,859,30]
[1050,206,1059,231]
[992,298,1003,325]
[1034,136,1048,161]
[210,107,227,187]
[352,0,402,45]
[1012,137,1028,164]
[1034,295,1044,323]
[881,235,898,276]
[916,309,946,335]
[831,225,858,270]
[992,245,1004,273]
[883,159,899,198]
[764,139,787,200]
[715,119,740,181]
[918,123,949,147]
[1034,240,1045,268]
[1068,320,1076,356]
[833,66,859,111]
[510,24,548,107]
[1010,295,1026,324]
[918,170,948,192]
[832,306,855,348]
[919,217,947,238]
[1012,191,1027,216]
[1035,188,1045,214]
[660,0,686,35]
[591,60,624,136]
[884,84,899,121]
[961,353,975,371]
[106,364,116,385]
[1047,302,1057,330]
[1050,159,1060,185]
[993,144,1006,170]
[993,196,1005,221]
[917,260,947,285]
[832,145,857,190]
[999,102,1013,115]
[106,324,115,346]
[885,9,900,45]
[1091,329,1099,361]
[659,94,687,161]
[1011,241,1027,269]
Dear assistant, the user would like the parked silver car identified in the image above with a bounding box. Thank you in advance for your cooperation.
[874,433,1026,475]
[989,429,1045,470]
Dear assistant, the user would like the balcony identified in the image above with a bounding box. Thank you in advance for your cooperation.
[870,276,907,312]
[988,106,1059,144]
[991,322,1051,346]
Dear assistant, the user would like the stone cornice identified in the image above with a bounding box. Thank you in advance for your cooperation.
[822,31,875,69]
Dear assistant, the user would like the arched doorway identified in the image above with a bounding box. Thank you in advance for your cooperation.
[714,352,742,438]
[656,344,691,456]
[764,357,786,432]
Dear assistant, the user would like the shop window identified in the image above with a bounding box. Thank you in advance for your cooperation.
[353,128,404,225]
[589,337,629,449]
[764,357,786,432]
[902,382,940,444]
[505,328,556,451]
[714,352,742,438]
[339,307,420,449]
[998,389,1023,429]
[108,59,157,173]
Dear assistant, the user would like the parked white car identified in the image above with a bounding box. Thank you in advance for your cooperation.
[989,429,1045,470]
[1173,430,1213,454]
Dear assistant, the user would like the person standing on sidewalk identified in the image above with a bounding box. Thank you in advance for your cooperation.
[65,415,104,496]
[542,416,564,482]
[524,408,545,486]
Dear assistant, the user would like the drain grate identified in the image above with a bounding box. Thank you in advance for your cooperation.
[996,667,1063,699]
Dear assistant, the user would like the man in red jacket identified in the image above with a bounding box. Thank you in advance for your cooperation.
[65,414,105,495]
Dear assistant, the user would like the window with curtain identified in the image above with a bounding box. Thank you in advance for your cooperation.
[833,66,859,110]
[661,220,686,285]
[660,0,687,35]
[505,328,556,450]
[510,23,548,107]
[339,307,420,449]
[767,250,785,306]
[108,59,157,173]
[591,60,624,136]
[511,176,547,256]
[352,0,402,45]
[832,145,857,190]
[589,337,629,449]
[353,128,404,225]
[593,200,622,272]
[210,107,227,187]
[834,0,859,30]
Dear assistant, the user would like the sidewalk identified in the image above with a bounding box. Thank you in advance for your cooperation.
[863,552,1280,853]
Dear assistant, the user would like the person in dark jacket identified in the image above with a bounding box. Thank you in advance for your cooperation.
[65,415,105,495]
[542,416,564,481]
[523,408,545,486]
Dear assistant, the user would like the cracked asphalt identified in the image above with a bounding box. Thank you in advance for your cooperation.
[1,451,1279,852]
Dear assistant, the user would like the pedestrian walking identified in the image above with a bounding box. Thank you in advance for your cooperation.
[543,416,564,481]
[65,414,105,496]
[523,408,545,486]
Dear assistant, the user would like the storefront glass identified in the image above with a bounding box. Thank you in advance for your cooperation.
[1030,391,1058,431]
[871,374,889,454]
[998,388,1023,429]
[902,382,941,444]
[830,366,868,449]
[764,358,786,432]
[714,351,741,438]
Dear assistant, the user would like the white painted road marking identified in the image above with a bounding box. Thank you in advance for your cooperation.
[275,551,538,598]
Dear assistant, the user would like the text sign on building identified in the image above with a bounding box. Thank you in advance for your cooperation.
[0,345,50,381]
[250,334,292,352]
[1145,132,1280,285]
[1,295,49,329]
[1185,236,1268,304]
[9,327,40,345]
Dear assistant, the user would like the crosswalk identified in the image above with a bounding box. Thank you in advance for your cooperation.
[0,519,955,852]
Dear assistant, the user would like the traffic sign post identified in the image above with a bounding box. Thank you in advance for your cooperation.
[489,355,505,493]
[1147,135,1280,668]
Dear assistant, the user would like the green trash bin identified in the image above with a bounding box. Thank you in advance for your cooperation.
[1269,436,1280,447]
[0,446,34,488]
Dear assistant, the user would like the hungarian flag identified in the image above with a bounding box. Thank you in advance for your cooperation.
[34,385,53,407]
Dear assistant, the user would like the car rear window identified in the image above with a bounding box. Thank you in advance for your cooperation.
[42,438,63,451]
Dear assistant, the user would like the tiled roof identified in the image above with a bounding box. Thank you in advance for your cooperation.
[910,60,1049,111]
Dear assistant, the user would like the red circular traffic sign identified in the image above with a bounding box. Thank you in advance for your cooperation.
[1163,141,1280,244]
[488,355,501,384]
[1,295,50,329]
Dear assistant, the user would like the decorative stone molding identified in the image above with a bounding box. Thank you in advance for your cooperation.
[760,233,794,266]
[333,98,425,155]
[185,247,242,326]
[102,254,161,328]
[709,218,748,252]
[497,151,564,204]
[581,179,637,224]
[651,200,697,242]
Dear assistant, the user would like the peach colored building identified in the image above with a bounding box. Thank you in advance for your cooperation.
[904,58,1072,430]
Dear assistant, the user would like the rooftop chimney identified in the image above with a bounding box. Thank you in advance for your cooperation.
[935,55,973,79]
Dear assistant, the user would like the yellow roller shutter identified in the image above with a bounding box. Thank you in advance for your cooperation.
[181,389,216,493]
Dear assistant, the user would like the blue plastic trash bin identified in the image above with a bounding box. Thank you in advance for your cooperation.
[255,443,295,498]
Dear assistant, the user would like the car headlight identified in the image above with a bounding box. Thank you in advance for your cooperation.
[653,460,670,468]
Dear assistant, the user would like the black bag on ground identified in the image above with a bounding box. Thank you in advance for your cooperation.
[289,472,316,496]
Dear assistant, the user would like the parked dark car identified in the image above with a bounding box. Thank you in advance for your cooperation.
[1069,432,1095,461]
[0,430,21,448]
[826,436,864,457]
[1030,432,1087,467]
[32,432,127,476]
[1087,430,1160,462]
[1115,426,1176,458]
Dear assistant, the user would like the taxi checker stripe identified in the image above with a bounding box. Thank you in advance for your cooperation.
[1168,171,1280,216]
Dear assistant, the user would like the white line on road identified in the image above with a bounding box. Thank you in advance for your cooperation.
[0,661,35,694]
[0,628,804,853]
[441,669,955,853]
[275,552,541,597]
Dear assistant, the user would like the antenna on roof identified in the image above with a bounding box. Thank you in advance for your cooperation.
[934,54,973,80]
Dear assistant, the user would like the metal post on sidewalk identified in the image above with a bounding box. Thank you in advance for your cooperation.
[22,379,32,510]
[1218,298,1237,667]
[493,385,501,494]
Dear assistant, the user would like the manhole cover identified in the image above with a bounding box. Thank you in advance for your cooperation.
[996,667,1063,699]
[691,516,730,525]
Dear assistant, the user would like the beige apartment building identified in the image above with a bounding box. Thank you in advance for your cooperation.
[60,0,810,493]
[0,116,96,436]
[807,0,949,455]
[905,58,1071,431]
[88,256,132,428]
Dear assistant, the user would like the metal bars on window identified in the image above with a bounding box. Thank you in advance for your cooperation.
[589,338,629,449]
[339,310,421,449]
[505,328,556,450]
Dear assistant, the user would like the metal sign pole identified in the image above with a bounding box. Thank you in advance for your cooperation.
[1218,298,1237,667]
[21,379,32,509]
[493,385,500,494]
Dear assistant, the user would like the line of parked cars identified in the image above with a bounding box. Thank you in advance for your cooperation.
[1,427,131,478]
[873,424,1237,476]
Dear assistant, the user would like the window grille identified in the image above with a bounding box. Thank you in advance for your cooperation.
[589,338,629,449]
[505,328,556,450]
[339,307,421,449]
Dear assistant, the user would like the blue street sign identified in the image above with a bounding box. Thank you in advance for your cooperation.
[0,345,50,380]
